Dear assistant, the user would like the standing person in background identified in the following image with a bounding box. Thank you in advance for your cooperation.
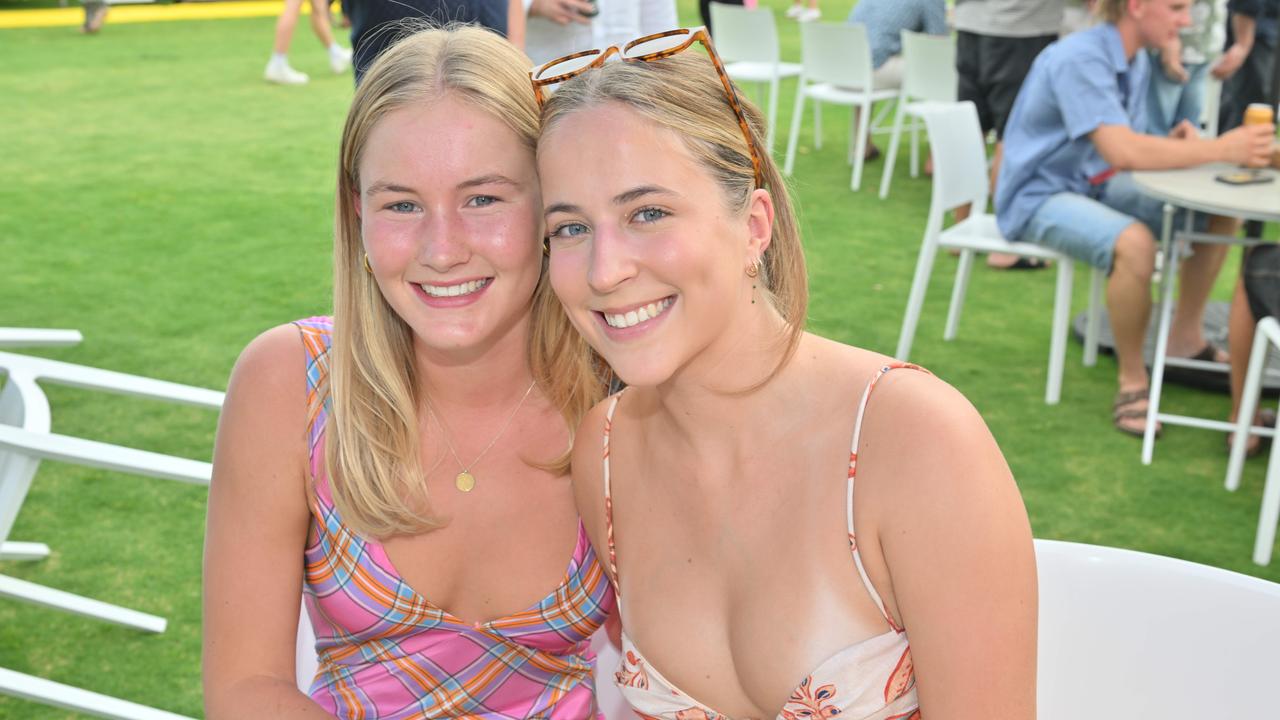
[954,0,1064,270]
[81,0,108,33]
[847,0,948,160]
[995,0,1275,438]
[265,0,353,85]
[350,0,525,83]
[785,0,820,23]
[525,0,677,67]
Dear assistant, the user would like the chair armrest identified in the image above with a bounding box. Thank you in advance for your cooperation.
[0,425,211,485]
[0,351,224,409]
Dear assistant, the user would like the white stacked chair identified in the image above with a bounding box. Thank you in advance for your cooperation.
[896,101,1104,405]
[783,22,900,192]
[708,1,801,153]
[1036,539,1280,718]
[1225,315,1280,565]
[878,30,957,200]
[0,346,219,718]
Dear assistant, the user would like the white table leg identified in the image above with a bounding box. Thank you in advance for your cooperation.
[1143,204,1179,464]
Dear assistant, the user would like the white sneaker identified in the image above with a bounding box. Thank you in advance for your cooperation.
[797,7,821,22]
[265,61,309,85]
[784,4,804,18]
[329,45,352,74]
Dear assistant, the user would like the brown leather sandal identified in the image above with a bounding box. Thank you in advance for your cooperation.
[1113,387,1161,439]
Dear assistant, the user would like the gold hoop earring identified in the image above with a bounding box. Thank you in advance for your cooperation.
[363,253,373,274]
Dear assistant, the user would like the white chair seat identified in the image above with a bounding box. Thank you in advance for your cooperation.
[1036,539,1280,718]
[896,101,1103,405]
[722,60,801,82]
[803,82,898,105]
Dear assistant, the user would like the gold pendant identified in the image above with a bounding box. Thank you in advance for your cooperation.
[455,471,476,493]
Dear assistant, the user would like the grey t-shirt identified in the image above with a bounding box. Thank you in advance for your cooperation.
[954,0,1065,38]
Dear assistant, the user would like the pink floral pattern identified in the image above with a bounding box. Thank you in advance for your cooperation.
[781,676,843,719]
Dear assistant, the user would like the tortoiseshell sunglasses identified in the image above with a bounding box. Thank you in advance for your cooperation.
[530,27,764,189]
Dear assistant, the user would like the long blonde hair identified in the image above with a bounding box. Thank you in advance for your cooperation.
[328,25,605,538]
[537,51,808,386]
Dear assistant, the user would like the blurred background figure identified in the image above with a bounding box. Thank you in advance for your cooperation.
[785,0,820,22]
[1143,0,1223,136]
[350,0,523,83]
[525,0,677,67]
[265,0,352,85]
[954,0,1065,269]
[1213,0,1279,239]
[847,0,948,160]
[81,0,108,33]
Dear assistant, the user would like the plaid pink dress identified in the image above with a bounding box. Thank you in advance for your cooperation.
[294,317,616,719]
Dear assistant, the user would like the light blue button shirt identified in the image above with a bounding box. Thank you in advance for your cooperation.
[995,23,1150,241]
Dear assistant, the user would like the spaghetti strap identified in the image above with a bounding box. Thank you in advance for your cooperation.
[847,362,928,632]
[602,389,627,591]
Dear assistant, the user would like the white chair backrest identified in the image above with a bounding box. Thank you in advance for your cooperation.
[917,101,989,213]
[295,598,318,693]
[801,22,872,89]
[709,2,780,64]
[900,31,957,102]
[1036,539,1280,718]
[0,371,50,545]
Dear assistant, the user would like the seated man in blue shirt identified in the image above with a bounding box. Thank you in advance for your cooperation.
[996,0,1275,437]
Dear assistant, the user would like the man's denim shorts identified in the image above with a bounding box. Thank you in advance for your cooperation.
[1020,172,1208,272]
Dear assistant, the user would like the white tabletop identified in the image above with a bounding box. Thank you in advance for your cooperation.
[1131,163,1280,224]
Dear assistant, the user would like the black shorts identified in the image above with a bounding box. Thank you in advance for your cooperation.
[956,31,1056,139]
[1244,244,1280,322]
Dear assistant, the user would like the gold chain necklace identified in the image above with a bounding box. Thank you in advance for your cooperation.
[425,380,537,493]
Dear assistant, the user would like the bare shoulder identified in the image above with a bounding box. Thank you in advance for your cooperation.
[213,323,311,500]
[570,393,618,573]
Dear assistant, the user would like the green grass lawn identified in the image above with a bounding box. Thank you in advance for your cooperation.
[1,1,1277,717]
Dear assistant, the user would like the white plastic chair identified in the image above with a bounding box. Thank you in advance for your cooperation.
[895,101,1103,405]
[878,30,957,200]
[1225,315,1280,565]
[708,1,801,153]
[0,348,219,719]
[783,22,900,192]
[1035,539,1280,718]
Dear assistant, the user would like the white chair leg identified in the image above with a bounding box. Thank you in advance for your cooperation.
[1227,320,1275,491]
[944,249,975,341]
[0,667,195,720]
[765,75,780,153]
[813,99,823,150]
[851,98,872,191]
[910,120,920,179]
[783,84,807,176]
[1254,426,1280,565]
[0,574,166,633]
[1046,258,1074,405]
[896,215,944,361]
[1084,267,1104,367]
[879,96,907,200]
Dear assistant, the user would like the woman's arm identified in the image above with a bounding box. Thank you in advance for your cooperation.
[203,324,331,719]
[857,371,1037,719]
[507,0,526,50]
